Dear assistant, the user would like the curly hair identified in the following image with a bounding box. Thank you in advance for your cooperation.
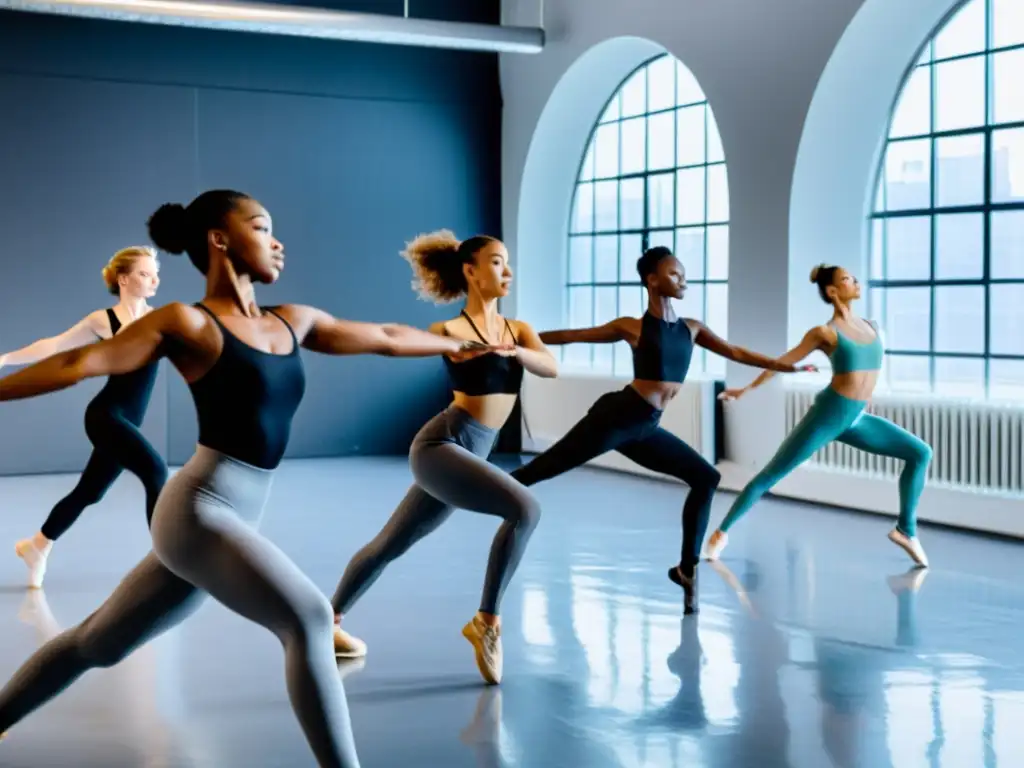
[400,230,498,303]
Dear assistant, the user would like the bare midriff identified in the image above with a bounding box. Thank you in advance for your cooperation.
[828,370,880,402]
[629,379,683,411]
[451,392,519,430]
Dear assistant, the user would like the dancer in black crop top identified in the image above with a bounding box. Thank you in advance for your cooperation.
[332,230,558,686]
[0,191,489,766]
[0,246,166,589]
[511,246,814,614]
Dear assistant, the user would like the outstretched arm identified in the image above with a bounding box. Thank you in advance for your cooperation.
[296,307,481,358]
[0,312,106,370]
[692,321,816,373]
[718,327,828,401]
[0,305,178,402]
[538,318,631,346]
[510,321,558,379]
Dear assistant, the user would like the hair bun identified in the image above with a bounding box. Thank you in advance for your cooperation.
[809,265,822,282]
[147,203,189,255]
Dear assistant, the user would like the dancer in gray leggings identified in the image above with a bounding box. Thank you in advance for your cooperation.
[0,191,495,766]
[332,230,558,686]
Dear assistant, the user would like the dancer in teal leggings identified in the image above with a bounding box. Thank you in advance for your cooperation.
[705,264,932,567]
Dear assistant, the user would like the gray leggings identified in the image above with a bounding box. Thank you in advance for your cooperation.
[333,406,541,616]
[0,446,359,768]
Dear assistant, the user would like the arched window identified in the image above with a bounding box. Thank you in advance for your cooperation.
[566,54,728,377]
[870,0,1024,398]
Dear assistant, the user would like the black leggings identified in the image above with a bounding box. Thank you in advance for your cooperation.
[511,386,720,571]
[40,402,168,541]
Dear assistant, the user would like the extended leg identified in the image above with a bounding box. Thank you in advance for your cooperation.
[39,449,122,542]
[0,553,202,733]
[98,411,169,527]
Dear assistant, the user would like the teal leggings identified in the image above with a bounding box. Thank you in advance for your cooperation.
[720,387,933,536]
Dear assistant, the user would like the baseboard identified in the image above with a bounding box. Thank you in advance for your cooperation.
[522,435,1024,541]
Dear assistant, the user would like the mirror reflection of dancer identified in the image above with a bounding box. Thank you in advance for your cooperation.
[706,264,933,567]
[0,247,165,589]
[332,232,557,685]
[0,191,494,766]
[510,246,814,613]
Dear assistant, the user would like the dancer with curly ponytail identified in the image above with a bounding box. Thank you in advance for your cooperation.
[331,230,558,686]
[705,264,933,567]
[1,247,166,589]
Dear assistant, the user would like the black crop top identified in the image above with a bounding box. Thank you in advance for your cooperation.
[632,311,695,383]
[443,311,524,396]
[92,308,159,421]
[189,304,306,469]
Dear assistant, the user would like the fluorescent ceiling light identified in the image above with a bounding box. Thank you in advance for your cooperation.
[0,0,545,53]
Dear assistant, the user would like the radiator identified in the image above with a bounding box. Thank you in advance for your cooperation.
[785,388,1024,493]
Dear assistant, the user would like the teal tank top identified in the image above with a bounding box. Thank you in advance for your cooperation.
[829,321,884,373]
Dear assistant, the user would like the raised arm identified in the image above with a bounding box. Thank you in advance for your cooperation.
[691,321,817,373]
[0,305,181,402]
[718,326,829,401]
[0,311,107,370]
[510,321,558,379]
[295,306,483,358]
[538,318,632,346]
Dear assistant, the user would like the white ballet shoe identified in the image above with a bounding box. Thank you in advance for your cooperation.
[333,625,368,659]
[887,528,929,568]
[703,530,728,561]
[15,538,51,589]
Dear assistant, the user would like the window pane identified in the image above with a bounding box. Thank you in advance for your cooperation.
[569,286,593,328]
[992,128,1024,203]
[934,56,985,132]
[935,286,984,353]
[619,285,643,320]
[993,0,1024,47]
[933,0,985,59]
[579,142,595,181]
[594,235,618,283]
[677,105,705,166]
[594,123,619,178]
[990,284,1024,356]
[885,287,931,351]
[885,139,931,210]
[648,229,673,250]
[676,167,706,225]
[647,55,676,112]
[600,94,620,123]
[620,68,646,117]
[874,172,885,212]
[568,236,592,283]
[619,234,642,281]
[869,287,885,321]
[707,107,725,163]
[619,178,643,230]
[707,225,729,280]
[648,172,674,228]
[613,340,634,377]
[707,284,728,341]
[991,50,1024,125]
[594,180,618,230]
[991,211,1024,279]
[870,219,884,279]
[648,111,675,170]
[676,227,705,280]
[889,66,931,138]
[571,182,594,233]
[917,42,932,67]
[564,343,592,369]
[885,217,931,280]
[676,60,704,105]
[935,213,983,279]
[684,283,705,325]
[708,165,729,222]
[935,357,985,398]
[936,133,984,207]
[621,117,646,175]
[886,354,931,392]
[593,287,618,372]
[990,359,1024,401]
[593,343,613,374]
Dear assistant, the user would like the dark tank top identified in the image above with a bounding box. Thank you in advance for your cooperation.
[189,304,306,469]
[631,312,695,383]
[443,311,524,396]
[91,308,159,422]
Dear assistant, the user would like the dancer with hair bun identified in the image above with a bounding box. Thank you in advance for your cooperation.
[705,264,933,567]
[508,246,813,615]
[332,230,557,686]
[0,191,495,766]
[0,247,165,589]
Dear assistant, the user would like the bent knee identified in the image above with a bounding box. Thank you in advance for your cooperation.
[283,590,335,642]
[912,441,934,466]
[502,490,541,531]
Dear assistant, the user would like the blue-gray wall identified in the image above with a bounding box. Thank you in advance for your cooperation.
[0,2,502,474]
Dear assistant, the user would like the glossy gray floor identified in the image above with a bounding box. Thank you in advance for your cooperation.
[0,456,1022,767]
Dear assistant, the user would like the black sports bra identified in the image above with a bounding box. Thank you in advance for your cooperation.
[188,304,306,469]
[443,311,524,396]
[92,308,159,420]
[631,311,695,383]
